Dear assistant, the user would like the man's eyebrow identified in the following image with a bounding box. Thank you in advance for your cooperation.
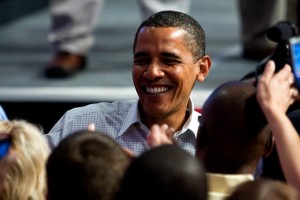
[134,52,181,60]
[161,52,181,59]
[134,52,148,58]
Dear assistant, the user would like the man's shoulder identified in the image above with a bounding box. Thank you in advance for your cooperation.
[67,100,137,116]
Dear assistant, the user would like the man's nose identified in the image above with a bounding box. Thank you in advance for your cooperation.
[143,63,164,80]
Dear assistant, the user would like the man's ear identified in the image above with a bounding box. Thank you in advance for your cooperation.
[196,55,211,82]
[263,134,275,157]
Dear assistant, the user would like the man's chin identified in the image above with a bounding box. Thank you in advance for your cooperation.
[143,106,168,117]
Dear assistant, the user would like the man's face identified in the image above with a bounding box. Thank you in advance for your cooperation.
[132,27,203,119]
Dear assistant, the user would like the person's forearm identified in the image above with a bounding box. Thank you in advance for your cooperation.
[263,107,300,190]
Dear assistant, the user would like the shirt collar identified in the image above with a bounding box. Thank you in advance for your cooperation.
[118,100,141,136]
[118,98,200,137]
[174,98,201,138]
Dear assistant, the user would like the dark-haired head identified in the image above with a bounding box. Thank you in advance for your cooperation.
[116,144,208,200]
[47,130,131,200]
[196,81,273,174]
[133,10,206,62]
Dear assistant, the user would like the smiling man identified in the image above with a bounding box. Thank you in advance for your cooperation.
[45,10,211,156]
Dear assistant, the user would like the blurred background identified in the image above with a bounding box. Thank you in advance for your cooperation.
[0,0,261,132]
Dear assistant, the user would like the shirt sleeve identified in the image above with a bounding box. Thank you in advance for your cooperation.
[0,105,8,120]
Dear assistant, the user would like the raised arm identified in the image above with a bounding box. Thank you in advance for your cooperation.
[257,60,300,190]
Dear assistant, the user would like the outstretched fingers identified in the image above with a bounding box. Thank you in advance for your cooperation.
[147,124,174,147]
[257,60,298,113]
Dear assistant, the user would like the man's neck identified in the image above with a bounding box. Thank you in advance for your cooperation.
[138,102,191,131]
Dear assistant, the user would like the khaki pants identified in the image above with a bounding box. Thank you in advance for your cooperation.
[48,0,192,55]
[238,0,298,52]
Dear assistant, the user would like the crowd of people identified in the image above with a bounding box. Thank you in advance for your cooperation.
[1,9,300,200]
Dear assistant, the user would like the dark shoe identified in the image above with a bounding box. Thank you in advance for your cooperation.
[44,51,87,78]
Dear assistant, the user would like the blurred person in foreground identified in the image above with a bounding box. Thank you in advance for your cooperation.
[225,178,300,200]
[196,80,273,199]
[115,144,208,200]
[0,120,50,200]
[46,130,132,200]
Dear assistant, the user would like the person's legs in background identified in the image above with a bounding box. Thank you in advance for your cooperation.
[45,0,105,78]
[287,0,299,27]
[44,0,192,78]
[137,0,191,19]
[238,0,288,60]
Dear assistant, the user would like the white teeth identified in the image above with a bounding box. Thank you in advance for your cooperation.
[146,86,169,94]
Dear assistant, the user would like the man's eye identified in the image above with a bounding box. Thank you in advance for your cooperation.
[163,59,180,65]
[134,59,149,65]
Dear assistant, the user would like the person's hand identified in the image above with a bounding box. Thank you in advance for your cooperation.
[122,147,136,158]
[257,60,299,113]
[87,123,96,131]
[147,124,174,147]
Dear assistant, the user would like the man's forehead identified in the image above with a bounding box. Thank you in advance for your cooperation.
[138,26,185,35]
